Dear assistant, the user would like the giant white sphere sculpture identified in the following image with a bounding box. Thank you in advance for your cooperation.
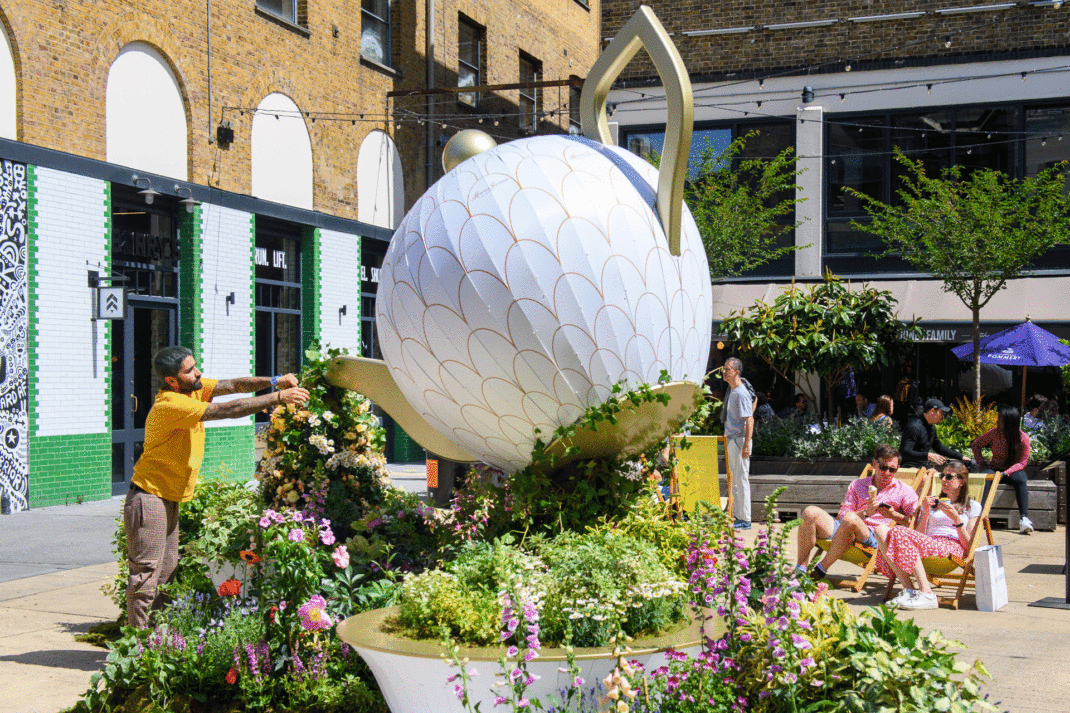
[376,134,712,472]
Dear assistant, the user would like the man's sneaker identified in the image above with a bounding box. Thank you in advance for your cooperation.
[808,564,827,581]
[887,588,916,609]
[1020,516,1034,535]
[899,591,938,610]
[733,520,752,530]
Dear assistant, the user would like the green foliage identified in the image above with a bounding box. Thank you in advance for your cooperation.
[720,273,921,417]
[790,605,997,713]
[394,529,687,649]
[479,374,695,535]
[751,415,817,457]
[936,398,999,455]
[257,343,390,547]
[849,150,1070,405]
[666,131,806,280]
[791,417,902,461]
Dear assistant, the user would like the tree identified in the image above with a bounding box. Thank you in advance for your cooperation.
[655,131,805,279]
[719,273,920,420]
[848,149,1070,410]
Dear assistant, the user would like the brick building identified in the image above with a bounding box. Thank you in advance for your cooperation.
[0,0,600,510]
[604,0,1070,409]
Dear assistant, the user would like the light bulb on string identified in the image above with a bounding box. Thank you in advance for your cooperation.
[844,63,851,72]
[758,78,764,89]
[927,84,933,93]
[1022,72,1028,81]
[840,94,845,103]
[944,35,952,49]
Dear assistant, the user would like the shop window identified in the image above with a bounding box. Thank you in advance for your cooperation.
[361,0,391,66]
[458,16,484,107]
[569,81,582,135]
[255,217,302,422]
[519,53,541,134]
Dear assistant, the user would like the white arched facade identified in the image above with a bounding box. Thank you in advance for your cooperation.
[105,42,187,179]
[251,93,313,210]
[356,130,404,229]
[0,25,17,139]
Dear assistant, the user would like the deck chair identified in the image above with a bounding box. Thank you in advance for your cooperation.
[882,470,1003,610]
[812,465,929,592]
[667,435,733,519]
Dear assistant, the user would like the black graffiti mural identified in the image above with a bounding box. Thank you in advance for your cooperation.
[0,161,28,513]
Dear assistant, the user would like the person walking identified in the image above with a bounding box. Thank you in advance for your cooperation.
[722,357,754,530]
[973,405,1033,534]
[124,346,310,628]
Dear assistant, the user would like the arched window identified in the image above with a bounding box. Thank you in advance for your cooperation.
[356,130,404,229]
[106,42,187,179]
[0,25,15,140]
[251,93,313,210]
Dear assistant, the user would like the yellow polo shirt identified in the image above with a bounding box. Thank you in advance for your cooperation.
[131,379,217,503]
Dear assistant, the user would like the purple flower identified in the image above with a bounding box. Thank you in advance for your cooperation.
[288,528,305,542]
[507,646,519,657]
[791,634,812,650]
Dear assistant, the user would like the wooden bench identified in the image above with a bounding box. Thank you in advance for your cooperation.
[710,473,1058,530]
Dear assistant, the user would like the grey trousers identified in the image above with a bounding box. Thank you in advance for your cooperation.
[123,485,179,628]
[727,436,751,523]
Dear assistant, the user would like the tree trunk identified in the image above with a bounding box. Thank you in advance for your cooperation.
[973,305,982,415]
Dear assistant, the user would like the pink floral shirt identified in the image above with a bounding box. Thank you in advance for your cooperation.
[971,428,1031,475]
[839,475,918,526]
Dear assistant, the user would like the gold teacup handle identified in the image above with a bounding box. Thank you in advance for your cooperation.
[579,5,694,256]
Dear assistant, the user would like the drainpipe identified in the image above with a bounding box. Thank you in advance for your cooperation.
[425,0,436,189]
[207,0,214,144]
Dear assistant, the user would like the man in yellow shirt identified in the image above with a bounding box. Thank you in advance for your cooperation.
[125,346,309,628]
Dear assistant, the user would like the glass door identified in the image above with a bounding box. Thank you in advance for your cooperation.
[112,303,177,494]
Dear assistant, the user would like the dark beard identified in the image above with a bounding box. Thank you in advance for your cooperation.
[179,379,203,394]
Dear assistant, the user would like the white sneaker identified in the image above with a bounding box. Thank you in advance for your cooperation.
[888,589,916,608]
[900,591,938,611]
[1020,516,1034,534]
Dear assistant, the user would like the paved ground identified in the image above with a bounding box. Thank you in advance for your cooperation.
[1,467,1067,712]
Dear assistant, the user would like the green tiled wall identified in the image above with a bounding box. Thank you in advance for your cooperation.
[302,226,321,353]
[179,206,205,357]
[202,425,257,482]
[28,433,111,508]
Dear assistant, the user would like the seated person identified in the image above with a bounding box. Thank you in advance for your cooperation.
[795,443,919,580]
[899,398,970,468]
[1022,395,1047,432]
[855,393,875,419]
[870,395,894,428]
[874,461,982,611]
[778,393,810,420]
[754,391,776,422]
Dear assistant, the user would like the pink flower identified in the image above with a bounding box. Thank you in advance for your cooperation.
[288,528,305,542]
[332,546,350,569]
[517,698,529,708]
[320,528,336,546]
[506,646,519,658]
[259,515,271,528]
[297,595,333,631]
[573,676,584,688]
[791,634,812,650]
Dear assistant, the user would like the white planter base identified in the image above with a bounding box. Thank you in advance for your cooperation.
[337,607,717,713]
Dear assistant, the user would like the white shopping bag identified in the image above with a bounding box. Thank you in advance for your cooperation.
[974,544,1008,612]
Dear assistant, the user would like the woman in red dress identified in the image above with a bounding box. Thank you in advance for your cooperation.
[875,461,981,610]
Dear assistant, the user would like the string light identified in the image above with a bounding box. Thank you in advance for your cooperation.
[944,35,952,48]
[840,93,846,102]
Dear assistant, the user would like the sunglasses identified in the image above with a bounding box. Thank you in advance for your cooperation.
[876,464,898,473]
[940,474,960,481]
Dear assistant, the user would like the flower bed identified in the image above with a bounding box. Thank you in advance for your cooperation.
[74,352,1000,713]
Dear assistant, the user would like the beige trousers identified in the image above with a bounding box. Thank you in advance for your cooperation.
[123,485,179,628]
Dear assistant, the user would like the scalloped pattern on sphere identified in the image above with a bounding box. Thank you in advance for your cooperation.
[376,135,712,471]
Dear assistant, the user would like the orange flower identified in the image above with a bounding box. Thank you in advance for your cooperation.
[226,667,238,684]
[218,578,242,597]
[239,550,261,564]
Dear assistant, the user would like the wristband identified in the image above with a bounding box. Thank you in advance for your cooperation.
[955,522,964,528]
[270,375,280,390]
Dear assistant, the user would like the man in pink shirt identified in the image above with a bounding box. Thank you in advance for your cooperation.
[795,443,919,580]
